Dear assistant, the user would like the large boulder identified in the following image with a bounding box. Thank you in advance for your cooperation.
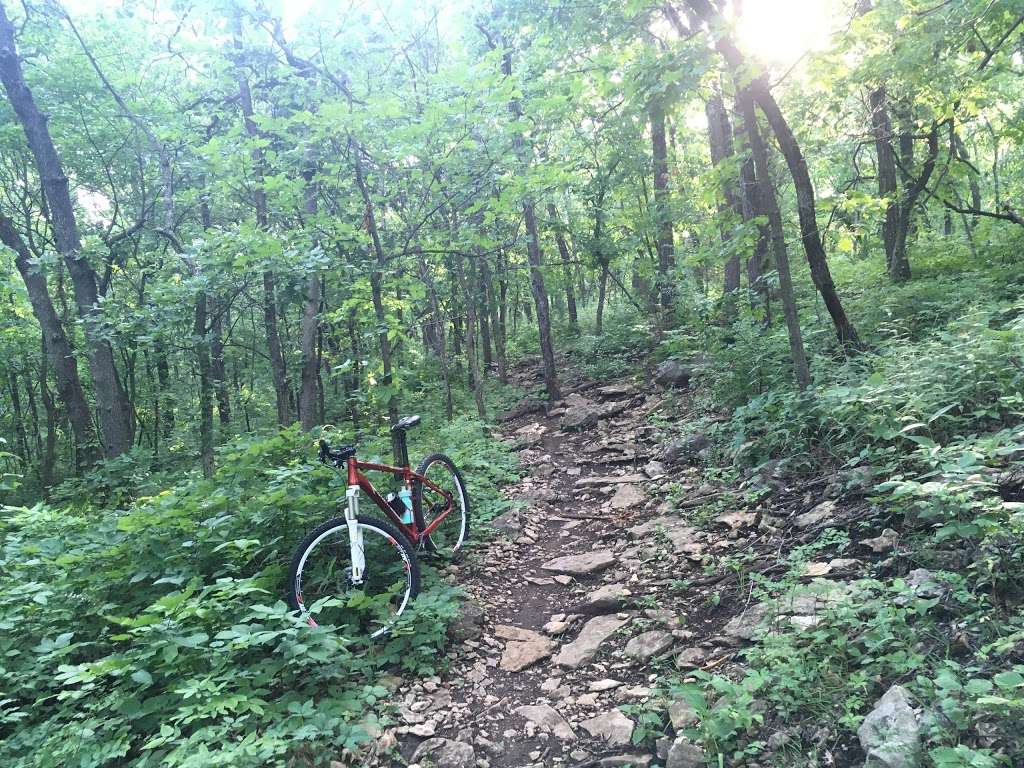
[655,359,696,389]
[663,433,710,465]
[561,394,601,431]
[448,600,485,642]
[857,685,921,768]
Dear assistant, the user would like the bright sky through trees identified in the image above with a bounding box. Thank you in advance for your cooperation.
[735,0,834,65]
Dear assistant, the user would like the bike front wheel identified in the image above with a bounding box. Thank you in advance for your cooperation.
[413,453,470,559]
[287,515,420,638]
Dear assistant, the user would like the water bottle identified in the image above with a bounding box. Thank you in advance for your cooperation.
[397,488,414,525]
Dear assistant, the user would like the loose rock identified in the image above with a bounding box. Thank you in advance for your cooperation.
[857,685,921,768]
[580,710,635,745]
[411,738,476,768]
[541,550,617,576]
[624,630,674,662]
[514,704,576,741]
[553,614,631,669]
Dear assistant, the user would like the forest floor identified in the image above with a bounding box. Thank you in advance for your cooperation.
[384,361,876,768]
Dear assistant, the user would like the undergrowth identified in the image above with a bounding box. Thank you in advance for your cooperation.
[0,414,517,767]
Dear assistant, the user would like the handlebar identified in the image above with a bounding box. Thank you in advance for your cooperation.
[318,439,356,467]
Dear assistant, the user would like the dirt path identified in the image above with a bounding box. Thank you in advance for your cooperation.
[390,365,754,768]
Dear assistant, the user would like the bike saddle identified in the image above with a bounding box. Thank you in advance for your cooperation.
[318,440,356,466]
[391,415,421,432]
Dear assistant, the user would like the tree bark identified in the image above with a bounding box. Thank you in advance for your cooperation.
[299,154,321,431]
[649,97,676,314]
[0,212,99,466]
[735,109,769,317]
[502,46,560,400]
[353,144,402,462]
[868,87,899,268]
[456,255,486,419]
[547,203,579,331]
[233,13,291,426]
[193,291,214,478]
[705,90,744,301]
[419,252,453,420]
[685,0,860,350]
[0,2,133,456]
[737,90,811,389]
[475,259,493,371]
[210,304,230,425]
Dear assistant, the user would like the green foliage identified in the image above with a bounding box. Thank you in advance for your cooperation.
[0,419,514,766]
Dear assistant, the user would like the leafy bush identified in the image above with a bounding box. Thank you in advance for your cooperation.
[0,418,514,767]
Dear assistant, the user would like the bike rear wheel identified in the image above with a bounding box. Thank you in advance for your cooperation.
[413,453,470,559]
[287,515,420,638]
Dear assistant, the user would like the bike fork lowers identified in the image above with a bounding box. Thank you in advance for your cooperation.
[345,485,366,584]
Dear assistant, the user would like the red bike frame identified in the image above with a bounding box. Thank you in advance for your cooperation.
[345,456,453,545]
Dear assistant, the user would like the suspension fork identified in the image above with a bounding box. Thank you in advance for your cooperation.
[345,485,366,584]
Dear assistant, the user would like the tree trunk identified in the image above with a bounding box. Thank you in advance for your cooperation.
[299,155,321,431]
[233,14,291,426]
[419,252,453,420]
[193,291,214,478]
[502,47,560,401]
[0,212,99,467]
[210,305,230,425]
[705,91,744,300]
[475,260,493,371]
[547,203,579,331]
[685,0,860,350]
[37,341,58,489]
[738,89,811,389]
[155,342,174,439]
[649,97,675,314]
[596,261,609,335]
[868,87,899,269]
[353,144,402,462]
[0,3,133,456]
[495,251,509,383]
[735,109,769,317]
[456,255,486,419]
[891,122,940,282]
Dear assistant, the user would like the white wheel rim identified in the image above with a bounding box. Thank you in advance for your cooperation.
[294,522,414,638]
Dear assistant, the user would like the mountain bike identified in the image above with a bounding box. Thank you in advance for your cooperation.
[286,415,470,637]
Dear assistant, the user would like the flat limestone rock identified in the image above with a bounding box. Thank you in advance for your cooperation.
[514,703,577,740]
[574,474,648,488]
[610,484,647,510]
[541,550,616,576]
[498,626,555,672]
[494,624,546,642]
[624,629,674,662]
[595,383,637,398]
[795,500,837,528]
[571,583,631,615]
[628,517,702,559]
[580,709,635,745]
[553,614,631,669]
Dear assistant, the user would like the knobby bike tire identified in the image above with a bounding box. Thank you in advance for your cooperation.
[286,514,420,637]
[412,453,470,557]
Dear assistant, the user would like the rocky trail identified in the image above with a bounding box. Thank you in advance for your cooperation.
[387,362,886,768]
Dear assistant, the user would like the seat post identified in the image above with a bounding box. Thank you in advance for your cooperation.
[397,429,410,469]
